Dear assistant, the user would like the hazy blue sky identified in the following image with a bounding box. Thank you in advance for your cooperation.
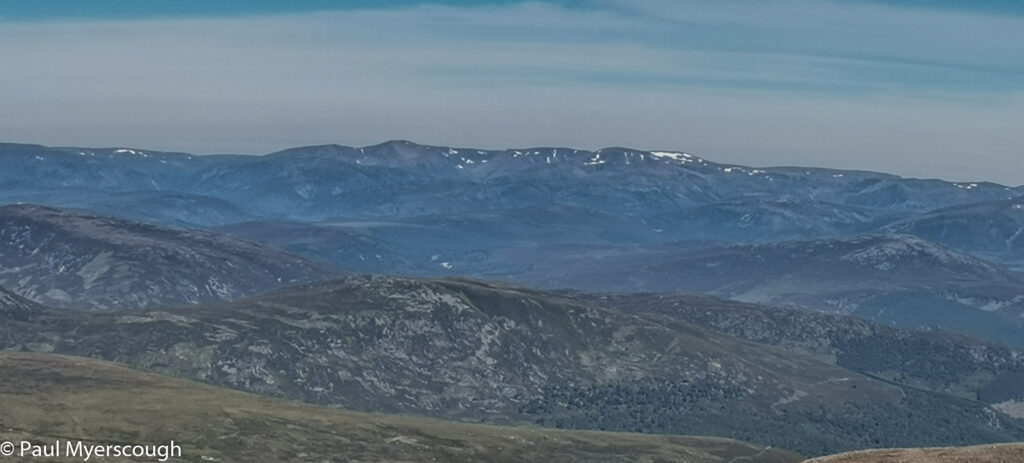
[1,0,1022,184]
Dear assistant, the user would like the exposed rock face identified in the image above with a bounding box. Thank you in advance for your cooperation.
[0,205,336,310]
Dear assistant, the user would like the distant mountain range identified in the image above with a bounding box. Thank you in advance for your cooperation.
[2,140,1023,345]
[2,141,1019,230]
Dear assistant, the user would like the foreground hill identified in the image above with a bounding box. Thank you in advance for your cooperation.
[0,205,336,309]
[2,277,1022,456]
[803,443,1024,463]
[0,352,802,463]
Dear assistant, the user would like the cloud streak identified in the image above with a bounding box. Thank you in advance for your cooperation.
[1,0,1022,184]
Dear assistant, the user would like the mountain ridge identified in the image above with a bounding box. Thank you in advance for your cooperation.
[18,139,1016,187]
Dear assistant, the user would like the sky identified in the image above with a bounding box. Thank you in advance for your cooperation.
[1,1,1022,184]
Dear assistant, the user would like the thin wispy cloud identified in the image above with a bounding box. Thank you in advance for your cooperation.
[1,0,1022,183]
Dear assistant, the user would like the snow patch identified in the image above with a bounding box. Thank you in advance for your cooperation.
[650,151,695,163]
[113,148,150,158]
[584,152,606,166]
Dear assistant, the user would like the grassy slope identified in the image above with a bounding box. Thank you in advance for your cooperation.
[803,443,1024,462]
[0,352,802,463]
